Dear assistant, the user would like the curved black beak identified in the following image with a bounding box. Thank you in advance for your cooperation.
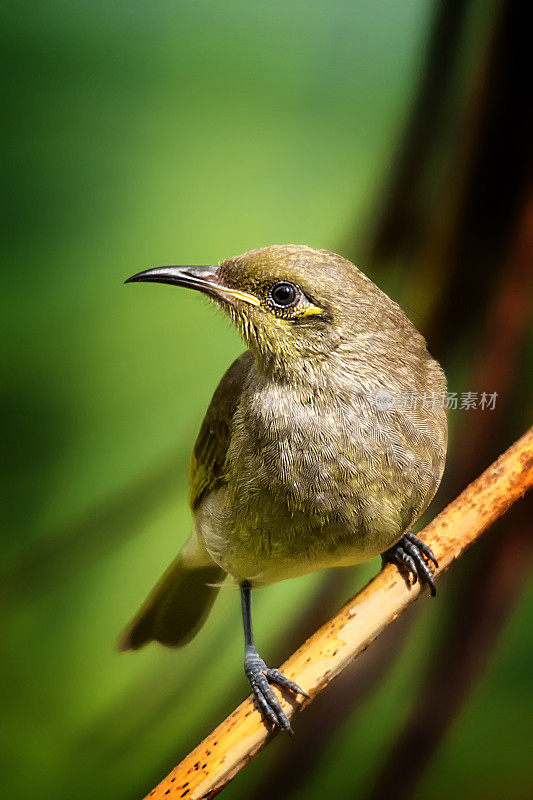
[125,264,261,308]
[125,265,220,296]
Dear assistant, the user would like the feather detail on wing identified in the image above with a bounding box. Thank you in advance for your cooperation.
[189,351,254,510]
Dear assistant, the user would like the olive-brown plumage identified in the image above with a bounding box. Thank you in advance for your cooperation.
[121,245,447,731]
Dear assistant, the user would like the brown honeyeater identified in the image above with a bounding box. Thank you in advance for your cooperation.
[120,245,447,731]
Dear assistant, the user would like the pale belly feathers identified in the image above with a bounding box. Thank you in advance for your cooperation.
[193,378,447,586]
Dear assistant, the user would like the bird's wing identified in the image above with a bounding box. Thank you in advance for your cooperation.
[189,350,254,510]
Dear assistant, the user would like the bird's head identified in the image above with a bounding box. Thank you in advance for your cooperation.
[126,245,419,381]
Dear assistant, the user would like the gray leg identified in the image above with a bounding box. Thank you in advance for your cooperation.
[241,582,308,734]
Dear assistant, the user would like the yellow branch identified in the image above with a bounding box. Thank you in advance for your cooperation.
[145,426,533,800]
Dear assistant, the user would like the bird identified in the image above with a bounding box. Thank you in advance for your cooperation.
[120,244,447,733]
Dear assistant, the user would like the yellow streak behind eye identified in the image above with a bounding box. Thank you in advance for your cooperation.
[297,304,323,317]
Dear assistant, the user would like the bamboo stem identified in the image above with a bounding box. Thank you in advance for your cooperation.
[145,426,533,800]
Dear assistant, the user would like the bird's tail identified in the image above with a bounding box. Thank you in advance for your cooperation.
[118,555,226,651]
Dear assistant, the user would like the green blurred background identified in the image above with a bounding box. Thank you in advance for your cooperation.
[3,1,532,799]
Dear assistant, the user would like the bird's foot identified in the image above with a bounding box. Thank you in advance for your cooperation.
[244,651,309,734]
[382,532,439,596]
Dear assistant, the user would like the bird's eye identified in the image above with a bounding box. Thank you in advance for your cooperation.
[269,282,299,308]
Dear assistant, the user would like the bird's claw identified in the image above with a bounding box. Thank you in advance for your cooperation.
[244,653,308,733]
[383,532,439,596]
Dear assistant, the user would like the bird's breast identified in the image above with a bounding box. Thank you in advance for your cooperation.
[198,378,447,584]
